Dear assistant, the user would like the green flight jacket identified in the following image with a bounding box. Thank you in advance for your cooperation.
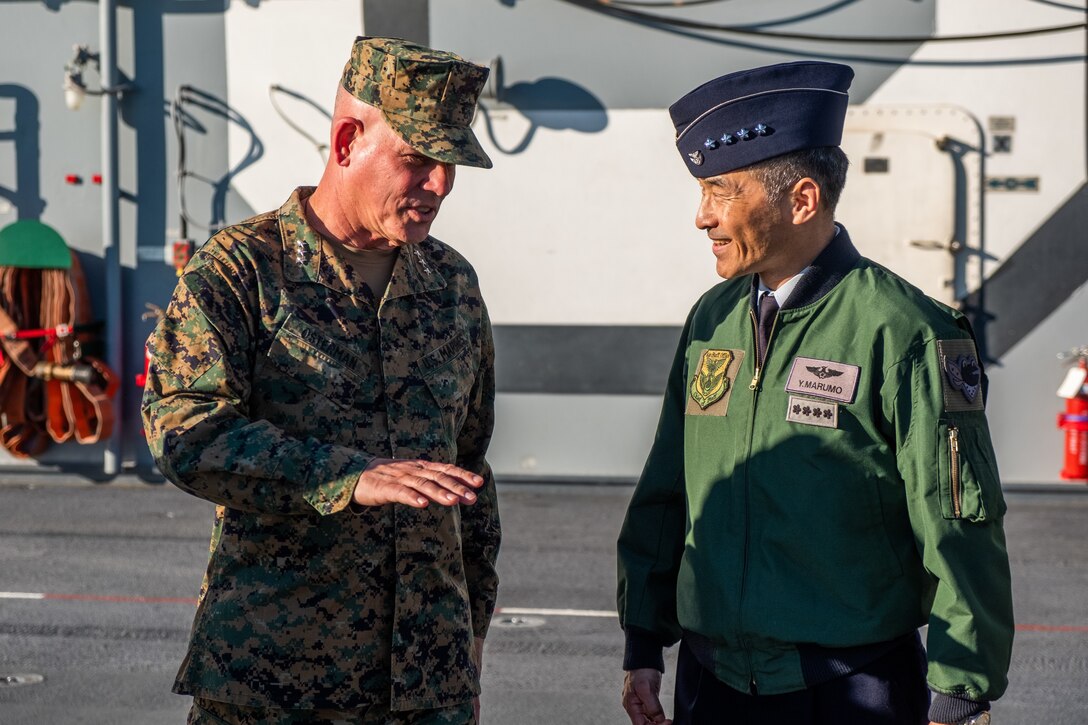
[143,188,500,711]
[617,228,1013,704]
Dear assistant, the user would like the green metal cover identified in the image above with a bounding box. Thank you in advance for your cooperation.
[0,220,72,269]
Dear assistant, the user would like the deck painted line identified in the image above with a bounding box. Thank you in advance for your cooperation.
[4,592,1088,633]
[496,607,617,618]
[1015,623,1088,633]
[1,591,195,605]
[42,592,199,605]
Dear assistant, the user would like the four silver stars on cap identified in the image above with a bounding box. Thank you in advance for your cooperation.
[693,122,773,165]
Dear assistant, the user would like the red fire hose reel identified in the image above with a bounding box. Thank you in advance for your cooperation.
[1056,349,1088,481]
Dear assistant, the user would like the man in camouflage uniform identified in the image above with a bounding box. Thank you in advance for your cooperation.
[143,37,501,725]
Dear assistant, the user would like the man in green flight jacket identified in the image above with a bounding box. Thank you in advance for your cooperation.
[617,61,1012,725]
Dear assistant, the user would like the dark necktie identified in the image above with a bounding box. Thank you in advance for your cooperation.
[758,292,779,365]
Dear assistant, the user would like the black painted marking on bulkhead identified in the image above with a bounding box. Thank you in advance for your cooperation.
[493,325,681,395]
[964,182,1088,361]
[495,181,1086,395]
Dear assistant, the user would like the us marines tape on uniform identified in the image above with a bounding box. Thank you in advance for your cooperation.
[144,37,499,724]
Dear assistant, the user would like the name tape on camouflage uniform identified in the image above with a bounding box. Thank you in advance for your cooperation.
[786,395,838,429]
[785,356,859,404]
[937,338,985,412]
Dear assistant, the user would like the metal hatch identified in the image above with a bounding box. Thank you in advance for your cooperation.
[838,105,983,306]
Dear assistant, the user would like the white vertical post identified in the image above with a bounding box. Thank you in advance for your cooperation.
[100,0,122,476]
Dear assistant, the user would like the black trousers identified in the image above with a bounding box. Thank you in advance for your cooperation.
[673,635,930,725]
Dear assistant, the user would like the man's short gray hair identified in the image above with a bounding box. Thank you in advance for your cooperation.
[745,147,850,214]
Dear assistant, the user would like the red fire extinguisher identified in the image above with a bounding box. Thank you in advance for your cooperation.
[1056,347,1088,481]
[135,303,164,389]
[134,344,152,389]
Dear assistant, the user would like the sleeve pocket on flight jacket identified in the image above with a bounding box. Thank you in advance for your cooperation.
[936,417,1005,522]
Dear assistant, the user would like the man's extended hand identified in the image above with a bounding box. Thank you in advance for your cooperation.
[353,458,483,508]
[622,668,672,725]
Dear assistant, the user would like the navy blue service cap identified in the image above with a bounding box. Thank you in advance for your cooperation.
[670,61,854,178]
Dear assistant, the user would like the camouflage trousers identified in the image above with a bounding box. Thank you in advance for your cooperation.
[189,696,476,725]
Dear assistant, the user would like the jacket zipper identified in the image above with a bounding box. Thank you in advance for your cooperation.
[949,426,961,519]
[739,397,758,693]
[739,305,773,691]
[748,308,779,390]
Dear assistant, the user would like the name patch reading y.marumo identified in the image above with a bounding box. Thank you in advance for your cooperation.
[785,356,859,404]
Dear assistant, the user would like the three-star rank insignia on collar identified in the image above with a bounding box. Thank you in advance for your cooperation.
[690,349,734,409]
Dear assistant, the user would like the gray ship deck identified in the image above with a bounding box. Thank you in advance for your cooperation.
[0,479,1085,724]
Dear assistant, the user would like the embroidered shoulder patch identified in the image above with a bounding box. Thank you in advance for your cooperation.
[691,349,733,408]
[686,349,745,417]
[937,339,985,412]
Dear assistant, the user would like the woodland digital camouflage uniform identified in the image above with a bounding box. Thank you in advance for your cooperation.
[142,187,500,712]
[190,695,475,724]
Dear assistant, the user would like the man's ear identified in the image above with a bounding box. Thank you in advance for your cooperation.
[331,117,363,166]
[789,178,821,225]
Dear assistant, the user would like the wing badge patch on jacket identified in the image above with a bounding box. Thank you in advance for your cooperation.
[690,349,734,409]
[785,356,860,404]
[806,365,843,379]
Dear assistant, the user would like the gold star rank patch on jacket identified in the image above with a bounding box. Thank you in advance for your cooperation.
[786,395,838,428]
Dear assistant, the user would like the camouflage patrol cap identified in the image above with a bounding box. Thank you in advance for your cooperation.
[341,36,493,169]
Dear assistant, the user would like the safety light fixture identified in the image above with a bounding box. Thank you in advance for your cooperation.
[63,44,133,110]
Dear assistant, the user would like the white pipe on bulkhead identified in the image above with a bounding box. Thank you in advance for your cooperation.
[99,0,122,476]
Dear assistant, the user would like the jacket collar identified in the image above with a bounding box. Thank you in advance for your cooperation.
[279,187,446,298]
[385,241,447,301]
[749,223,861,312]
